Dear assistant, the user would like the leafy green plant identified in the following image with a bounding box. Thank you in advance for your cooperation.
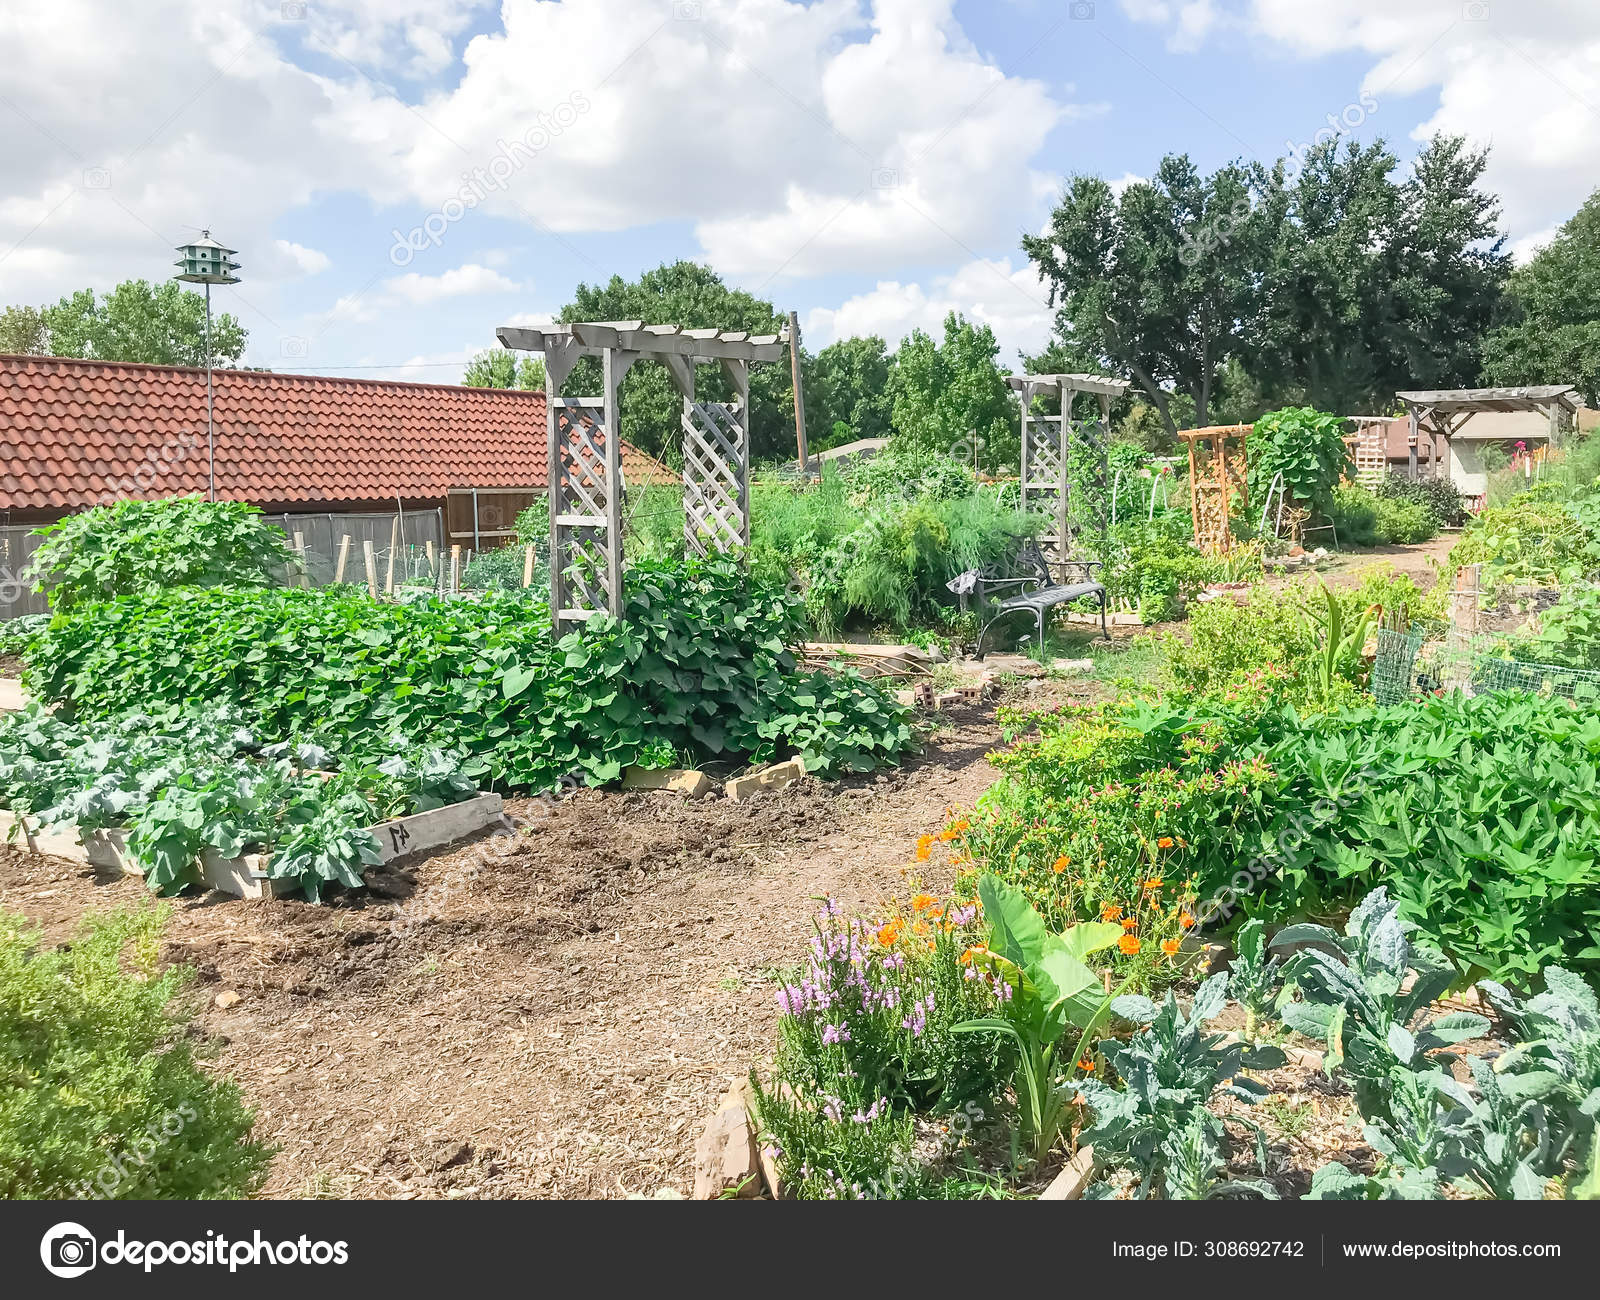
[952,875,1124,1164]
[0,907,272,1198]
[1478,967,1600,1194]
[1228,918,1285,1041]
[1277,889,1489,1118]
[1309,581,1378,707]
[1078,973,1285,1199]
[25,495,293,610]
[1247,407,1352,518]
[27,555,916,793]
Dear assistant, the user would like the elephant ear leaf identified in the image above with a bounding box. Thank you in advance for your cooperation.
[977,873,1049,969]
[1061,920,1123,963]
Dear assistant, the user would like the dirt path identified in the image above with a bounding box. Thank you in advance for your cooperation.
[0,701,1039,1200]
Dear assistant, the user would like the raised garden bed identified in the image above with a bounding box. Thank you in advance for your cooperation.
[3,794,506,900]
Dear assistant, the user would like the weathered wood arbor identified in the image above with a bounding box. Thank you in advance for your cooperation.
[1396,385,1580,480]
[1007,373,1129,568]
[1178,424,1251,554]
[495,321,784,632]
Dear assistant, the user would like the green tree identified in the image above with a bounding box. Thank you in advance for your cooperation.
[462,348,546,390]
[1252,136,1508,412]
[1023,155,1274,439]
[1482,187,1600,404]
[810,334,893,449]
[557,261,802,463]
[888,313,1015,473]
[0,305,48,355]
[39,279,247,367]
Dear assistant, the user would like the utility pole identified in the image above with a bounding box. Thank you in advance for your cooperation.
[787,310,808,476]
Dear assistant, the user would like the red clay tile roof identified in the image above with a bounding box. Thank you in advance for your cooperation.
[0,354,673,511]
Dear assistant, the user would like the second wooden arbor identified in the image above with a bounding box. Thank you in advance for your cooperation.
[496,321,785,632]
[1007,373,1129,569]
[1178,424,1250,554]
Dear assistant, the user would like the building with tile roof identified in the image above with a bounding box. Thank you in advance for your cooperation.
[0,354,673,545]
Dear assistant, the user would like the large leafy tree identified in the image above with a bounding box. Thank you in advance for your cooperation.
[1252,136,1508,412]
[33,279,247,367]
[1022,155,1274,439]
[1482,187,1600,405]
[809,334,894,450]
[556,261,802,463]
[462,348,546,390]
[888,313,1015,473]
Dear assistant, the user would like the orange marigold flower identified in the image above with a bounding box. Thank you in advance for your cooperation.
[1179,912,1196,929]
[911,892,937,912]
[1121,918,1138,930]
[949,817,970,834]
[1077,1057,1095,1072]
[1156,836,1175,849]
[1144,877,1164,891]
[876,923,900,947]
[1052,855,1071,874]
[1100,903,1123,922]
[1118,934,1141,955]
[1161,939,1181,955]
[959,944,987,966]
[915,836,933,862]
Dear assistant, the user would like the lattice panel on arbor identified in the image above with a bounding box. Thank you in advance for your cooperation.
[682,399,749,555]
[552,403,619,625]
[1065,416,1111,544]
[1180,425,1250,555]
[1020,412,1067,562]
[1353,420,1387,489]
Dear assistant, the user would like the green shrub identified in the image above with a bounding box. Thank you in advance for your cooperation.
[0,613,48,662]
[1378,471,1468,529]
[1372,496,1437,544]
[25,496,293,610]
[1330,483,1382,547]
[27,556,915,791]
[0,907,272,1198]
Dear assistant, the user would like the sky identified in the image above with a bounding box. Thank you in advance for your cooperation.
[1,0,1597,383]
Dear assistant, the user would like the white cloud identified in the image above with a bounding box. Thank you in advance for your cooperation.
[1107,171,1146,198]
[1123,0,1600,244]
[272,238,331,275]
[805,256,1055,363]
[384,262,521,303]
[1509,223,1559,266]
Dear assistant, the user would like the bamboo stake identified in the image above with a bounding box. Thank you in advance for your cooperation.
[334,534,351,584]
[363,539,379,598]
[450,544,461,595]
[522,544,535,588]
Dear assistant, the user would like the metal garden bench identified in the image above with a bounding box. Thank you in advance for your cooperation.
[948,535,1108,655]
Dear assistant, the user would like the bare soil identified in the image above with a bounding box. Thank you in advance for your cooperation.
[0,699,1037,1200]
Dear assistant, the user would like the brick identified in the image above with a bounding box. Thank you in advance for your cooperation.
[621,766,715,797]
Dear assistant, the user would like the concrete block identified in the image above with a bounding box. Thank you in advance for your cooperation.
[621,766,715,797]
[724,759,806,802]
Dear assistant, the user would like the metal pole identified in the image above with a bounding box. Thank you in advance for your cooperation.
[205,281,215,501]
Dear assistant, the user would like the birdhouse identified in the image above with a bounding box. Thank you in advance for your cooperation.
[173,231,241,284]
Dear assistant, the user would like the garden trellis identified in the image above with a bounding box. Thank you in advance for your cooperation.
[1007,373,1129,571]
[495,321,785,632]
[1178,424,1251,555]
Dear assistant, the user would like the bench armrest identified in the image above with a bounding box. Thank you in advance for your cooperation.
[1057,558,1104,584]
